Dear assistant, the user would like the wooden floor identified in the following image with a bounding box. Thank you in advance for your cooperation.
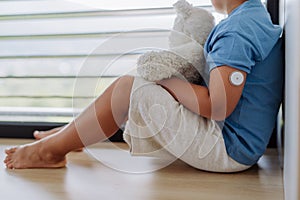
[0,139,284,200]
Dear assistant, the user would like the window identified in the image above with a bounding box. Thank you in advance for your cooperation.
[0,0,226,125]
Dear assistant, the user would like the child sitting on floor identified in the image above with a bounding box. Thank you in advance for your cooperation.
[4,0,283,172]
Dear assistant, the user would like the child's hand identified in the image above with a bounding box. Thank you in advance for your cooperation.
[156,77,181,101]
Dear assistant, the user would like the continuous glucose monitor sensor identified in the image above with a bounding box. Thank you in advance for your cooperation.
[229,71,244,86]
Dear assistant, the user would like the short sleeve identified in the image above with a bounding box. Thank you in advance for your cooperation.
[206,31,258,73]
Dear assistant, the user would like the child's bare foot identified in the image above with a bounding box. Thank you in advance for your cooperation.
[34,127,83,152]
[33,127,63,140]
[4,141,66,169]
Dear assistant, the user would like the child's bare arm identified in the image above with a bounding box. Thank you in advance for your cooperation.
[156,65,247,120]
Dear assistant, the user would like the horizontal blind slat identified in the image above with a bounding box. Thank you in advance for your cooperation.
[0,29,170,39]
[0,8,177,20]
[0,0,211,16]
[0,15,175,36]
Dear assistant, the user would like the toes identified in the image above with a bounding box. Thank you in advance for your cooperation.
[6,161,15,169]
[5,147,17,155]
[4,155,12,164]
[6,160,23,169]
[33,131,42,139]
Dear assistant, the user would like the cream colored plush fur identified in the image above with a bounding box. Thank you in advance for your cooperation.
[137,0,215,83]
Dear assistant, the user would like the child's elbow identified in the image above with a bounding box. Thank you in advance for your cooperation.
[210,114,226,121]
[210,105,233,121]
[211,113,231,121]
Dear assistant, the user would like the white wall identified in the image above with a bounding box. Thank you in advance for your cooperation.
[284,0,300,199]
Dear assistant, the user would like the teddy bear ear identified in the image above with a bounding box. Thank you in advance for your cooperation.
[173,0,193,19]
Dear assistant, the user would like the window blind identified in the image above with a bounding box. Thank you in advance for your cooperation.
[0,0,222,123]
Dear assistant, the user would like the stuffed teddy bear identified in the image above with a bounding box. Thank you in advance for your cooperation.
[136,0,215,84]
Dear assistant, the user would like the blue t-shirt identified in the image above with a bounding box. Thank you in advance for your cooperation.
[204,0,283,165]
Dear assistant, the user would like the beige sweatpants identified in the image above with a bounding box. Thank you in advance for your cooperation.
[123,77,250,173]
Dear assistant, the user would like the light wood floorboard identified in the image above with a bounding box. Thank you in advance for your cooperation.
[0,139,284,200]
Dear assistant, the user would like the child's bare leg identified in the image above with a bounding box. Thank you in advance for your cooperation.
[4,76,134,169]
[34,126,83,152]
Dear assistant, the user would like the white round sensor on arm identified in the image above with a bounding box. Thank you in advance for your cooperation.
[229,71,244,86]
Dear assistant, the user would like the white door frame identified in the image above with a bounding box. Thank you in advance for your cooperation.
[283,0,300,199]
